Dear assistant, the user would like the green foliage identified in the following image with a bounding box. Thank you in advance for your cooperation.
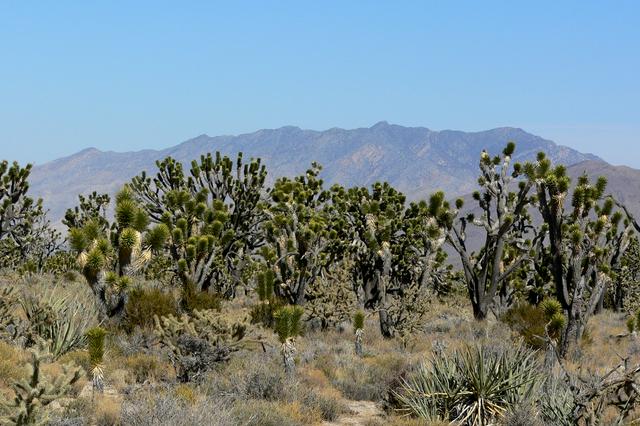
[432,143,535,320]
[62,191,110,230]
[154,309,254,382]
[273,305,304,343]
[86,326,106,367]
[130,152,267,298]
[16,284,99,359]
[259,163,330,305]
[181,284,221,313]
[353,310,365,330]
[123,287,179,332]
[626,316,635,334]
[67,185,167,319]
[396,344,541,425]
[502,303,547,350]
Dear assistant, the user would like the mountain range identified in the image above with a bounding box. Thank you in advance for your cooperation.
[28,122,639,224]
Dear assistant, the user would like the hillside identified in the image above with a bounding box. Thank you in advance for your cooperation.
[29,122,603,223]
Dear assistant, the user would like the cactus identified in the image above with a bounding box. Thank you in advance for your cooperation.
[129,152,267,299]
[1,341,82,425]
[154,309,254,382]
[353,310,365,357]
[273,305,304,375]
[86,327,107,395]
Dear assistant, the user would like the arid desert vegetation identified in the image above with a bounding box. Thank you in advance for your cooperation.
[2,143,640,425]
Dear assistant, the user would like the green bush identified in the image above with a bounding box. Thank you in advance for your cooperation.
[501,303,546,349]
[181,284,221,313]
[124,287,178,332]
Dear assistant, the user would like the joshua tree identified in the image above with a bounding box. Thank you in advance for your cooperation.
[86,327,107,395]
[259,163,330,305]
[353,310,365,357]
[0,160,60,270]
[62,191,111,230]
[526,154,634,356]
[129,152,267,298]
[431,143,534,320]
[68,186,168,318]
[273,305,304,375]
[328,182,406,337]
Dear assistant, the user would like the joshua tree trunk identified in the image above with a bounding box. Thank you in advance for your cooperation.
[282,338,296,376]
[355,328,364,357]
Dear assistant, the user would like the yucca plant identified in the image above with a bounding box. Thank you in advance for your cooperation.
[353,310,365,357]
[396,344,542,426]
[86,327,107,395]
[273,305,304,375]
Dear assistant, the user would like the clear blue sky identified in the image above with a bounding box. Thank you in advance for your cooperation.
[1,1,638,166]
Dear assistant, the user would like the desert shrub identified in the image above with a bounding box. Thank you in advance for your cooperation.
[94,396,121,426]
[181,284,221,312]
[122,353,170,384]
[123,287,178,332]
[319,352,409,401]
[120,390,234,426]
[231,400,318,426]
[244,364,286,400]
[395,343,542,425]
[502,303,546,349]
[300,388,346,421]
[58,350,92,377]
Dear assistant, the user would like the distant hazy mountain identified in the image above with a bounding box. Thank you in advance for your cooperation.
[29,122,606,223]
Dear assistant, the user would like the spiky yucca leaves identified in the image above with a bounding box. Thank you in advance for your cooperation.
[1,342,82,425]
[86,327,106,394]
[17,284,99,359]
[396,344,541,426]
[328,182,406,337]
[250,269,285,328]
[154,309,254,382]
[430,143,535,320]
[260,163,330,305]
[526,153,635,356]
[130,152,267,298]
[274,305,304,375]
[67,186,168,319]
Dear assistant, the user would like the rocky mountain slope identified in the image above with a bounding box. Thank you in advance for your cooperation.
[29,122,606,222]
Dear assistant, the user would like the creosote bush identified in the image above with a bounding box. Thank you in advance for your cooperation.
[123,287,178,332]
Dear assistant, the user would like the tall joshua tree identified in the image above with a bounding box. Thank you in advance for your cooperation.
[68,186,168,318]
[526,153,634,356]
[328,182,406,337]
[432,143,534,319]
[259,163,330,305]
[129,152,267,298]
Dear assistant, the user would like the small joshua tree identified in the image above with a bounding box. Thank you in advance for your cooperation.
[86,327,107,395]
[353,310,365,357]
[273,306,304,376]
